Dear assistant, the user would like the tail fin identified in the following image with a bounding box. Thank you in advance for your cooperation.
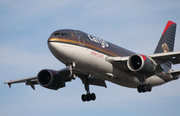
[154,21,177,68]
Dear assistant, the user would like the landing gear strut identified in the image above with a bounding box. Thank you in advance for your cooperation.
[66,62,76,80]
[81,75,96,102]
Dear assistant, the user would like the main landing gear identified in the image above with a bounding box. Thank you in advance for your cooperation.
[137,75,152,93]
[81,75,96,102]
[66,62,96,102]
[82,93,96,102]
[137,84,152,93]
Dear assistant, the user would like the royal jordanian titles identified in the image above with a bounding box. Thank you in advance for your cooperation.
[4,21,180,102]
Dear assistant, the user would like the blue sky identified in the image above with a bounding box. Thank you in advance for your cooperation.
[1,0,180,116]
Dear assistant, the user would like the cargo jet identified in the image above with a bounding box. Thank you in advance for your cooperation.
[4,21,180,102]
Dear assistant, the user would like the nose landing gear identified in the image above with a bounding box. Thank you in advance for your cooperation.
[137,75,152,93]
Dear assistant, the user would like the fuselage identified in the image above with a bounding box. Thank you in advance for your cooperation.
[48,29,173,88]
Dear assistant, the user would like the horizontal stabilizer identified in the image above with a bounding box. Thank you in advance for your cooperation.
[170,70,180,77]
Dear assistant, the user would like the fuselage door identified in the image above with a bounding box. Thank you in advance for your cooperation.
[74,31,85,46]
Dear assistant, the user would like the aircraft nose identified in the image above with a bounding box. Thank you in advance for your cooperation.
[48,38,58,51]
[48,38,63,60]
[48,38,53,43]
[47,37,66,56]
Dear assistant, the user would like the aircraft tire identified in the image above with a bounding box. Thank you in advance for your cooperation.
[137,85,142,93]
[90,93,96,101]
[86,94,91,101]
[81,93,96,102]
[82,94,86,102]
[146,84,152,92]
[137,85,152,93]
[142,85,147,92]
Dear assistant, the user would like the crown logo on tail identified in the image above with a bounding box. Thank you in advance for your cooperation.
[161,42,169,53]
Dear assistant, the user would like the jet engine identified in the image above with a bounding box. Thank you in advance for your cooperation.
[37,69,65,90]
[127,54,156,74]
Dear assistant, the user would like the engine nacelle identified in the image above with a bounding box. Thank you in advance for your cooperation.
[37,69,65,90]
[127,54,156,74]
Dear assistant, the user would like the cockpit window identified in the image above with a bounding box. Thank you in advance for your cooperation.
[61,33,64,36]
[54,32,68,37]
[61,33,68,37]
[64,33,68,37]
[54,33,60,36]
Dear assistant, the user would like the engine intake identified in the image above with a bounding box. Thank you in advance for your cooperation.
[127,54,156,74]
[37,69,65,90]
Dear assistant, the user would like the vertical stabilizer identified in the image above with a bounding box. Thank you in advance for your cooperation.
[154,21,177,68]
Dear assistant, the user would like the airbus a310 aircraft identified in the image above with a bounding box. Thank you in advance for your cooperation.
[4,21,180,102]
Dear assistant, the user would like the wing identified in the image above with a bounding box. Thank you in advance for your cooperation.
[4,76,37,90]
[148,51,180,65]
[59,68,107,88]
[4,68,107,89]
[170,70,180,77]
[106,56,130,71]
[106,51,180,73]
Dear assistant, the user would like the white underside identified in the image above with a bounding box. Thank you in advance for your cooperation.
[48,42,166,88]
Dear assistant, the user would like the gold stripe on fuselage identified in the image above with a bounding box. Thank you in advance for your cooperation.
[49,38,119,57]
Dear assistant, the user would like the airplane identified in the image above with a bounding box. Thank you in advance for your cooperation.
[4,21,180,102]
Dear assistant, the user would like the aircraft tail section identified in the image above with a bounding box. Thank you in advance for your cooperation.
[154,21,177,69]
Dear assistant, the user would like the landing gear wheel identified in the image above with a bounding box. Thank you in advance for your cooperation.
[137,84,152,93]
[142,85,147,92]
[146,84,152,92]
[81,94,86,102]
[137,85,142,93]
[81,93,96,102]
[90,93,96,101]
[86,94,91,101]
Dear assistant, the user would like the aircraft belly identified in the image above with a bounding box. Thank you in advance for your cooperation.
[146,75,166,86]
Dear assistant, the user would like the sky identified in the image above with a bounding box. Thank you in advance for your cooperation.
[0,0,180,116]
